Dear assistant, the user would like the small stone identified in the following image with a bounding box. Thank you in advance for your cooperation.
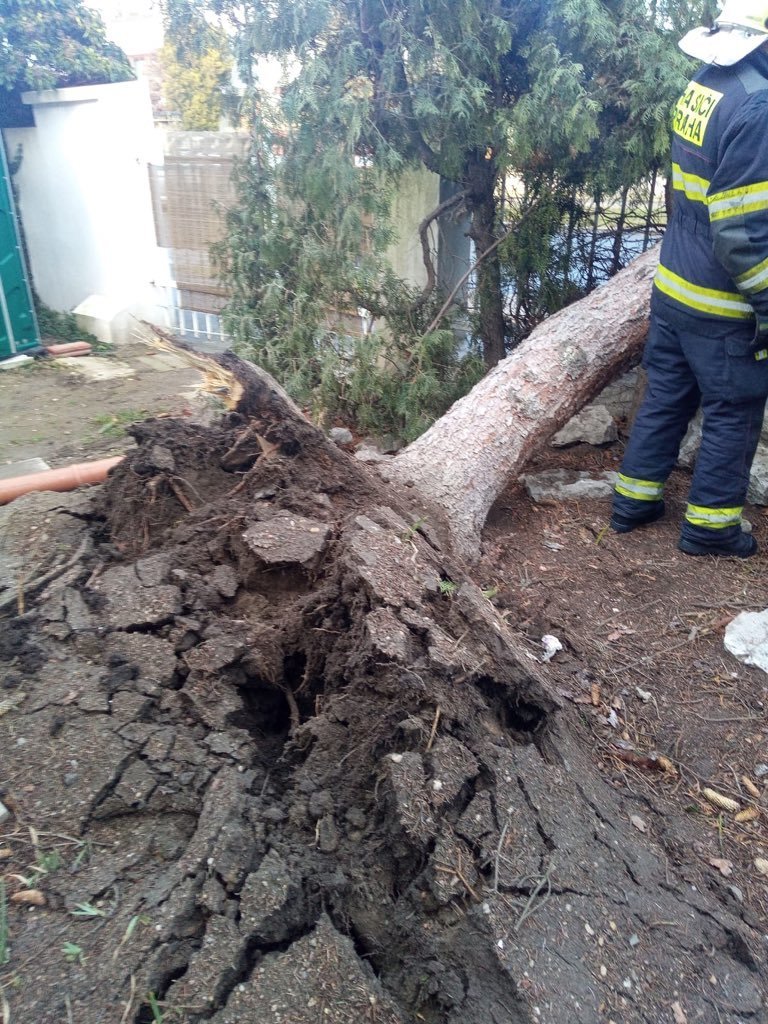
[629,934,640,947]
[63,772,79,787]
[354,445,389,464]
[0,800,10,823]
[329,427,353,446]
[316,814,338,853]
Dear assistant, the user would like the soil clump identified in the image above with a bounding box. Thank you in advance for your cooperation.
[1,360,767,1024]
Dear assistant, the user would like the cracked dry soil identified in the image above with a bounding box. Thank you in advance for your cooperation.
[1,374,767,1024]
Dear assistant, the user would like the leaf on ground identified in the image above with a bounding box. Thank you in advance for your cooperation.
[708,857,733,877]
[672,1002,688,1024]
[10,889,45,905]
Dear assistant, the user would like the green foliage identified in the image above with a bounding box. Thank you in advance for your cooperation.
[160,29,233,130]
[214,0,705,442]
[35,300,97,345]
[70,901,106,918]
[0,0,133,93]
[61,942,85,964]
[91,409,148,438]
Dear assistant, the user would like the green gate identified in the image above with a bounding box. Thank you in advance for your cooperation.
[0,141,39,360]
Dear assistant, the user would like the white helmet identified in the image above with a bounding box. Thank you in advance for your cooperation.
[679,0,768,66]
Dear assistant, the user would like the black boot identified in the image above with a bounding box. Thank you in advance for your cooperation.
[678,530,757,558]
[610,501,666,534]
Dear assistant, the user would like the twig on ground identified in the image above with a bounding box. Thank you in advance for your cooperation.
[514,863,554,932]
[493,812,514,894]
[425,706,441,753]
[119,974,137,1024]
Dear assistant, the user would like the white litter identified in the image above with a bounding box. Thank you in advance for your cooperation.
[724,610,768,674]
[540,634,563,662]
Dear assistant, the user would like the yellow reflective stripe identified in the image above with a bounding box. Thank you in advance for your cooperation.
[671,162,710,204]
[615,474,664,501]
[708,180,768,221]
[655,264,753,318]
[735,253,768,294]
[685,503,742,529]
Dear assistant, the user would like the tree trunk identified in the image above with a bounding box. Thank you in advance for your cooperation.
[465,149,507,369]
[609,185,630,276]
[643,165,659,251]
[392,246,659,560]
[585,191,602,293]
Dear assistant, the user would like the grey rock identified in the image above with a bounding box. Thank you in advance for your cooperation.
[329,426,353,445]
[522,469,617,502]
[354,445,390,464]
[748,449,768,504]
[591,368,641,419]
[677,411,703,469]
[551,405,618,447]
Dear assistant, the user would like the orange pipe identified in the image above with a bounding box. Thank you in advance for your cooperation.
[0,456,124,505]
[46,342,92,356]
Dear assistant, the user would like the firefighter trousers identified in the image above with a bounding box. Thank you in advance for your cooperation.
[612,309,768,543]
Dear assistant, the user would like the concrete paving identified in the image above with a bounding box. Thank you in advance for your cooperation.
[0,458,51,479]
[54,355,136,380]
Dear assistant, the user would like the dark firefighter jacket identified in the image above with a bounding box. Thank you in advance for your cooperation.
[654,48,768,338]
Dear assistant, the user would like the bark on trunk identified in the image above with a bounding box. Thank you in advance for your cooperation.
[465,150,507,369]
[391,246,659,560]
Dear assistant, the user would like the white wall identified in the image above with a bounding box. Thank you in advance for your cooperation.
[387,166,441,290]
[3,80,169,318]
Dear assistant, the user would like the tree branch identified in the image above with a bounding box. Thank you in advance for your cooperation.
[411,189,468,313]
[420,201,542,340]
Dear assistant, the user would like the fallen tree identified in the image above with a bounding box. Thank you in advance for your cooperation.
[1,248,765,1024]
[392,246,659,559]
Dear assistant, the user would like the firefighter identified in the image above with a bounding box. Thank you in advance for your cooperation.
[611,0,768,557]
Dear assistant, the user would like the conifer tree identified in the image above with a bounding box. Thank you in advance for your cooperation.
[214,0,707,439]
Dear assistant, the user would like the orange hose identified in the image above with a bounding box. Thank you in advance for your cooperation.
[45,342,93,356]
[0,456,124,505]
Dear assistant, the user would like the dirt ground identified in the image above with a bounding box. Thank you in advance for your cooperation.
[1,351,767,1024]
[0,348,199,466]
